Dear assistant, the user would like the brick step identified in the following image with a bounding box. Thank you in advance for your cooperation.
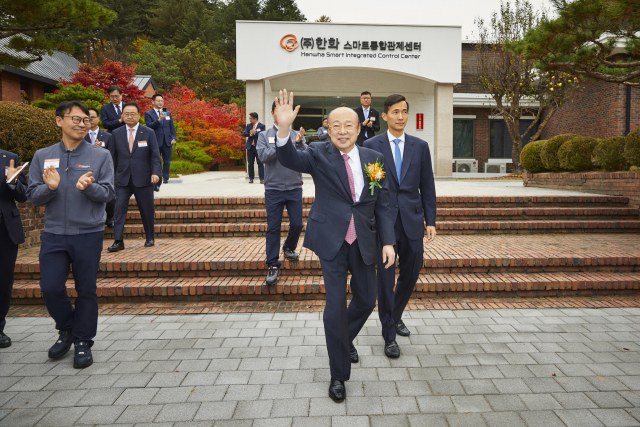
[11,271,640,302]
[14,235,640,280]
[124,207,640,224]
[132,195,631,211]
[104,219,640,239]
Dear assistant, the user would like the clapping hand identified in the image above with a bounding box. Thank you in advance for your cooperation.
[275,89,300,139]
[363,118,370,127]
[42,165,60,190]
[296,127,305,143]
[250,128,256,136]
[76,172,95,191]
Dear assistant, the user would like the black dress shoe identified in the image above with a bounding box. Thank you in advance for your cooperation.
[144,240,155,247]
[385,341,401,359]
[328,379,345,402]
[260,179,264,184]
[107,241,125,252]
[395,321,411,337]
[283,248,299,261]
[163,179,169,184]
[48,330,73,359]
[105,217,115,228]
[249,179,254,183]
[349,342,359,363]
[73,341,93,369]
[154,185,160,192]
[266,265,280,286]
[0,332,11,348]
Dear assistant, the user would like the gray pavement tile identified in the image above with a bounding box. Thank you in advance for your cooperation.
[553,392,599,409]
[523,377,566,393]
[187,385,228,402]
[518,410,566,427]
[76,374,121,389]
[496,365,535,378]
[407,367,441,381]
[7,376,55,392]
[395,381,431,397]
[76,387,124,406]
[369,414,408,427]
[407,414,448,427]
[194,401,237,420]
[2,391,52,409]
[492,378,532,394]
[445,413,487,427]
[116,405,162,424]
[377,368,410,381]
[460,379,499,395]
[41,375,86,391]
[555,409,605,427]
[259,384,296,400]
[437,366,472,380]
[363,381,398,397]
[254,418,295,427]
[585,392,633,408]
[427,380,465,396]
[154,402,200,422]
[216,371,252,385]
[296,382,331,398]
[35,406,87,426]
[451,395,492,412]
[309,397,346,416]
[292,416,331,427]
[147,372,187,388]
[557,377,600,392]
[75,405,125,425]
[481,412,526,427]
[519,393,563,410]
[345,396,383,416]
[270,398,310,417]
[114,388,159,405]
[182,371,219,386]
[590,408,640,427]
[485,394,527,411]
[151,386,193,404]
[380,397,419,415]
[39,389,86,407]
[224,385,262,401]
[416,395,455,413]
[0,408,50,427]
[585,376,630,392]
[112,373,153,388]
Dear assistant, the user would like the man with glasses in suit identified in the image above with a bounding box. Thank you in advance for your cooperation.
[101,85,127,134]
[354,91,380,146]
[84,107,115,228]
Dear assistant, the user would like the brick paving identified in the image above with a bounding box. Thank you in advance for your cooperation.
[2,307,640,426]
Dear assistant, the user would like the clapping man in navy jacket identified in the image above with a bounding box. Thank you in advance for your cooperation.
[243,112,266,183]
[364,94,436,359]
[0,149,28,348]
[144,94,177,190]
[100,85,127,134]
[107,103,161,252]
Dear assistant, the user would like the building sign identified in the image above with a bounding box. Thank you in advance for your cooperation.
[416,113,424,130]
[280,34,299,52]
[286,37,423,59]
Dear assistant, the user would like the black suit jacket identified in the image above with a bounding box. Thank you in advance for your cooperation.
[107,125,161,188]
[83,129,112,149]
[101,103,126,134]
[354,106,381,146]
[0,150,28,245]
[276,138,394,265]
[243,122,267,150]
[364,133,437,240]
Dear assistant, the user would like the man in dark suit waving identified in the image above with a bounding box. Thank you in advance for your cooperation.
[275,89,395,403]
[354,91,380,146]
[107,102,161,252]
[0,150,28,348]
[364,94,437,358]
[243,112,266,183]
[144,94,177,189]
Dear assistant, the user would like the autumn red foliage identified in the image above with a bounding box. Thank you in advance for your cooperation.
[63,59,151,111]
[162,85,245,165]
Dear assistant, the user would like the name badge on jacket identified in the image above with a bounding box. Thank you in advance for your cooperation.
[138,141,148,148]
[44,159,60,170]
[268,137,275,144]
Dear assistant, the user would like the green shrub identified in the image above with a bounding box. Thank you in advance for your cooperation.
[172,140,213,168]
[0,102,61,162]
[592,137,629,171]
[520,140,547,173]
[540,134,580,170]
[625,129,640,167]
[32,83,107,111]
[558,136,598,171]
[169,161,204,174]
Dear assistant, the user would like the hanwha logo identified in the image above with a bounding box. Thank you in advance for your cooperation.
[280,34,299,52]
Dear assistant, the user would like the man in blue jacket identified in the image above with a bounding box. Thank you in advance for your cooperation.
[100,85,127,134]
[243,112,266,183]
[0,149,28,348]
[144,94,177,190]
[364,94,437,359]
[27,101,115,368]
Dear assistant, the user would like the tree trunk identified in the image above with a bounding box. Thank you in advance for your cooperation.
[503,116,523,174]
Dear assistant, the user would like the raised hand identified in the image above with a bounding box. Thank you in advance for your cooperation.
[275,89,300,138]
[76,172,95,191]
[6,159,20,182]
[42,165,60,190]
[296,127,305,143]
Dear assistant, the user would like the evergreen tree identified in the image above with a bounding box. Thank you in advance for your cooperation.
[261,0,306,21]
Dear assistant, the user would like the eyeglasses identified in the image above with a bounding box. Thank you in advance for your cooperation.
[64,115,91,125]
[123,112,138,117]
[361,96,371,100]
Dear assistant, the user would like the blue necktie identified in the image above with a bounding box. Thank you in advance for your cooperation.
[116,104,121,118]
[393,139,402,183]
[364,109,369,138]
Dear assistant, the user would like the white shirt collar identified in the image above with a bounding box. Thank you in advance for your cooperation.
[340,145,361,164]
[90,129,98,134]
[126,123,139,134]
[113,102,122,108]
[273,124,279,130]
[387,131,405,143]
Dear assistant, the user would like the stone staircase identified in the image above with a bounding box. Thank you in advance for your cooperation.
[104,196,640,239]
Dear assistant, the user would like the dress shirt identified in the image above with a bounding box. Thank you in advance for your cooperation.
[126,123,139,137]
[386,130,405,164]
[113,102,122,115]
[89,130,97,145]
[276,135,363,202]
[363,107,370,137]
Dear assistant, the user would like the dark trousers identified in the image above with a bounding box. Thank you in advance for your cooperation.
[247,146,264,181]
[377,215,424,343]
[114,178,155,241]
[39,231,103,345]
[159,142,172,183]
[265,188,303,268]
[0,216,19,333]
[106,198,115,220]
[321,240,377,381]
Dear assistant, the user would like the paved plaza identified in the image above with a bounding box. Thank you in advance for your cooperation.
[2,307,640,426]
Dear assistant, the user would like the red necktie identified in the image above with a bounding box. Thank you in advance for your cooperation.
[342,154,357,244]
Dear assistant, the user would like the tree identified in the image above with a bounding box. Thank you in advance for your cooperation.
[149,0,219,48]
[210,0,262,63]
[261,0,306,21]
[474,0,576,174]
[510,0,640,86]
[128,42,182,92]
[32,83,108,111]
[316,15,331,23]
[0,0,115,69]
[64,59,151,110]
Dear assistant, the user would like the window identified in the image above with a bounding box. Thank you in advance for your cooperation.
[453,119,474,158]
[490,119,536,158]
